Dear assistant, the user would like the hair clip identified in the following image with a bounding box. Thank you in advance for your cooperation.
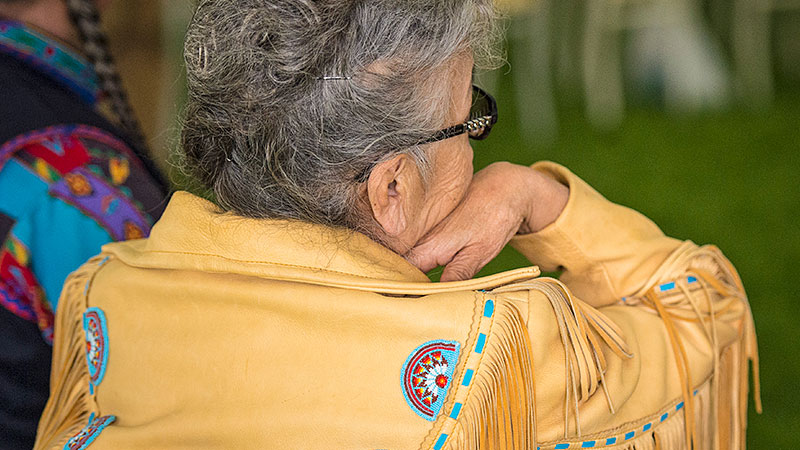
[317,76,352,81]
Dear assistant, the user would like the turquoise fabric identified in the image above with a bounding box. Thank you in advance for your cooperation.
[0,159,111,311]
[0,159,47,217]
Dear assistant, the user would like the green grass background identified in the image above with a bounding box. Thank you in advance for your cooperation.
[462,73,800,447]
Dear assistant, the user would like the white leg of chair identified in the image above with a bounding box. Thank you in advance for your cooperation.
[553,0,583,97]
[510,3,559,144]
[732,0,774,107]
[583,0,625,128]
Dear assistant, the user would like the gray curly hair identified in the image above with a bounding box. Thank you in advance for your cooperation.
[180,0,499,229]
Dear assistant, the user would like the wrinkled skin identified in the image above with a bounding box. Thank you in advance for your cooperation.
[363,54,569,281]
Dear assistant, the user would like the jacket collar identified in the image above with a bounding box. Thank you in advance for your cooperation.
[0,20,100,104]
[106,191,540,294]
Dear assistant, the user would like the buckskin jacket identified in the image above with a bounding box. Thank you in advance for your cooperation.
[34,162,759,450]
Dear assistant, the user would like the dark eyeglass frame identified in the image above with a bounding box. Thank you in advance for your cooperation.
[422,84,498,145]
[354,84,498,182]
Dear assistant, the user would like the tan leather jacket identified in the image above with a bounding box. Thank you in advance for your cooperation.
[35,162,759,450]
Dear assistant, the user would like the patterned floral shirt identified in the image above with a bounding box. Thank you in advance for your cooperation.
[0,20,167,449]
[0,21,167,343]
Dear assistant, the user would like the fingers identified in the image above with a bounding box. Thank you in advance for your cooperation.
[404,247,438,273]
[405,207,517,280]
[439,247,485,282]
[408,240,488,282]
[405,233,462,273]
[405,162,533,280]
[438,226,519,282]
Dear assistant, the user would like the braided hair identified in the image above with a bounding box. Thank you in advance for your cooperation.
[64,0,147,151]
[62,0,167,189]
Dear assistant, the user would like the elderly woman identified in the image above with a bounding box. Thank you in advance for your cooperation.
[35,1,758,449]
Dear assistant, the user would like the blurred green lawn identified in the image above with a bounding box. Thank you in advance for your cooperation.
[465,77,800,448]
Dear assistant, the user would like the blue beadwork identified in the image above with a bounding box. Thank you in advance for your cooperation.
[539,390,699,449]
[483,299,495,317]
[624,431,635,440]
[63,415,115,450]
[474,333,487,354]
[449,402,463,419]
[401,340,460,421]
[83,307,109,392]
[433,434,449,450]
[461,369,474,386]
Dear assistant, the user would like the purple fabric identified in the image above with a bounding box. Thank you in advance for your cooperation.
[49,167,150,241]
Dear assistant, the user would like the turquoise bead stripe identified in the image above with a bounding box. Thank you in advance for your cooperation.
[537,389,699,449]
[659,281,676,292]
[449,403,462,419]
[624,431,635,440]
[462,369,474,386]
[659,276,699,293]
[433,434,448,450]
[483,299,495,317]
[430,298,495,450]
[624,276,699,302]
[474,333,487,353]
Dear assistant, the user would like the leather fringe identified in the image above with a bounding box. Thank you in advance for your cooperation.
[581,380,713,450]
[626,243,760,450]
[620,381,713,450]
[439,280,632,449]
[495,278,632,438]
[33,256,104,450]
[441,243,758,450]
[441,296,537,450]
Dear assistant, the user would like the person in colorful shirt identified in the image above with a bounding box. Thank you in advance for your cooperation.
[0,0,167,447]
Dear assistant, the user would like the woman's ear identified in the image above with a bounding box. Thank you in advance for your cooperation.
[366,154,420,237]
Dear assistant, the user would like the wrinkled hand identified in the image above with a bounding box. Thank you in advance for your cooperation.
[405,162,568,281]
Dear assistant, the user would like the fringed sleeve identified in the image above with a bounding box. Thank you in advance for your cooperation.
[501,162,759,449]
[435,294,538,450]
[625,243,761,450]
[431,283,631,450]
[434,255,758,450]
[33,255,106,450]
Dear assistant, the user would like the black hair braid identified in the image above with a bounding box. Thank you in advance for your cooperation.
[64,0,147,153]
[64,0,167,190]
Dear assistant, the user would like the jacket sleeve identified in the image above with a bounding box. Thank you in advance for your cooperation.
[510,161,684,308]
[496,163,760,448]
